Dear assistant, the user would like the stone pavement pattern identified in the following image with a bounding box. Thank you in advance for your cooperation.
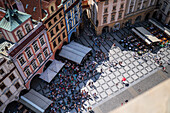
[32,21,170,113]
[76,22,170,112]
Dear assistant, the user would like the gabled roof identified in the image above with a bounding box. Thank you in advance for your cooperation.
[0,8,31,31]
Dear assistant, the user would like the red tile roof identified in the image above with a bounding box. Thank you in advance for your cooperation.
[20,0,62,21]
[0,11,5,21]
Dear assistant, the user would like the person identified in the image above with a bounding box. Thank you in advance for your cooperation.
[93,93,97,98]
[162,67,166,72]
[119,61,122,66]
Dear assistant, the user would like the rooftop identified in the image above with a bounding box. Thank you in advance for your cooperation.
[0,38,14,56]
[0,8,31,31]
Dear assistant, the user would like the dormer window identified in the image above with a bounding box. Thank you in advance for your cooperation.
[26,4,29,9]
[51,6,54,12]
[33,7,36,11]
[17,30,23,39]
[25,24,31,33]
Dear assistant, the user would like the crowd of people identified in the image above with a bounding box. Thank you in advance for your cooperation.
[43,21,170,113]
[44,50,109,113]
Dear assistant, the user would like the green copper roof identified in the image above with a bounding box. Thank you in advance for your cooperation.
[0,9,31,32]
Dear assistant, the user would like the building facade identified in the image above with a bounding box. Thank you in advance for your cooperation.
[86,0,127,35]
[63,0,82,42]
[156,0,170,25]
[0,0,25,12]
[0,44,25,112]
[123,0,158,27]
[42,0,68,58]
[0,8,53,89]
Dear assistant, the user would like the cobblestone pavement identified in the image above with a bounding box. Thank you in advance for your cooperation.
[76,21,170,112]
[32,21,170,113]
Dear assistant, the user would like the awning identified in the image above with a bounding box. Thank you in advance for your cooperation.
[59,41,92,64]
[39,60,65,83]
[149,19,170,36]
[19,89,53,113]
[136,27,160,43]
[132,28,152,45]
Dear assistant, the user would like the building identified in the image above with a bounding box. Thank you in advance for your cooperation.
[155,0,170,25]
[0,39,25,112]
[0,6,53,89]
[63,0,82,42]
[41,0,68,58]
[123,0,158,27]
[86,0,127,35]
[0,0,25,12]
[20,0,68,58]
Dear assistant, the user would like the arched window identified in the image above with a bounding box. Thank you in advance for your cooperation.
[25,24,31,33]
[17,30,23,39]
[51,6,54,12]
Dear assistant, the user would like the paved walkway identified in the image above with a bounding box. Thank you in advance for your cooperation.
[32,21,170,113]
[76,21,170,113]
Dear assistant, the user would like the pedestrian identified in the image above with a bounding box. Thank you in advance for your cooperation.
[114,62,118,66]
[125,100,128,103]
[93,93,97,98]
[119,61,122,66]
[162,67,166,72]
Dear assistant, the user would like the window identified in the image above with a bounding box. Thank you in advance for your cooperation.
[103,17,107,24]
[26,49,32,59]
[62,32,66,38]
[17,30,23,39]
[25,24,31,33]
[56,26,59,33]
[0,69,4,75]
[58,36,61,44]
[113,0,117,3]
[54,17,57,22]
[51,6,54,12]
[24,67,31,76]
[75,15,78,24]
[162,2,168,11]
[68,12,71,18]
[0,83,6,90]
[48,21,52,28]
[137,5,140,10]
[37,54,43,64]
[50,30,54,37]
[105,0,108,5]
[39,36,45,46]
[31,60,37,70]
[69,20,72,30]
[129,7,133,13]
[26,4,29,9]
[104,8,108,13]
[0,101,3,107]
[61,21,64,28]
[59,13,62,18]
[18,56,25,66]
[113,6,116,10]
[68,2,70,7]
[9,74,15,81]
[53,41,57,48]
[33,42,39,52]
[43,48,48,57]
[120,4,124,9]
[74,7,77,13]
[6,91,12,98]
[118,12,122,19]
[33,7,36,11]
[14,82,20,89]
[111,14,115,21]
